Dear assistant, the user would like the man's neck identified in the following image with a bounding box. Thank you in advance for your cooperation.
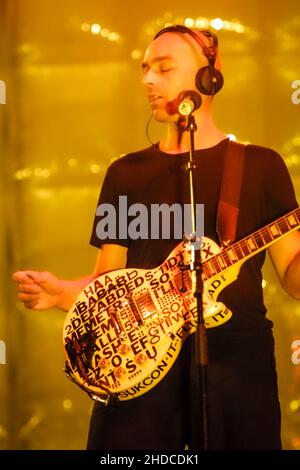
[159,107,227,154]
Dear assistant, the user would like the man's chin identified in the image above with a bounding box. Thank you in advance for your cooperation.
[152,109,178,123]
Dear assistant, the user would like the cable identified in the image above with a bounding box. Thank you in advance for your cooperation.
[145,112,156,146]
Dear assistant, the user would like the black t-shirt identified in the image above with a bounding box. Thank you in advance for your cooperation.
[89,138,298,332]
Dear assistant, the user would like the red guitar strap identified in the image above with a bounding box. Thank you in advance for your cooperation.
[216,140,246,247]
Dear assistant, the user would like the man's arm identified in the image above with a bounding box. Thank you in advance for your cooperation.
[12,244,128,312]
[268,230,300,299]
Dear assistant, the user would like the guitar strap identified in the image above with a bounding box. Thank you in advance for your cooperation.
[216,140,246,246]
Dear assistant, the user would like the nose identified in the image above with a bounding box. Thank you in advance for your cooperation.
[141,68,156,87]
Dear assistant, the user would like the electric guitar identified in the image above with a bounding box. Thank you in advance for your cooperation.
[63,207,300,404]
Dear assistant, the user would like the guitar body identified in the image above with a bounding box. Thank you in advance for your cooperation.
[63,237,235,403]
[63,207,299,402]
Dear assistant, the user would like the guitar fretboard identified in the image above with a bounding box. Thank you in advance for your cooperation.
[203,207,300,280]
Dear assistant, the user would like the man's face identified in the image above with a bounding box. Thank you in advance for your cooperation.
[141,32,207,122]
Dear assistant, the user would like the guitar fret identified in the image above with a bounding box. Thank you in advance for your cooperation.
[227,247,238,262]
[260,228,273,244]
[269,223,281,239]
[278,217,291,233]
[240,239,251,256]
[216,254,227,269]
[203,265,210,280]
[234,243,244,260]
[253,232,264,248]
[246,236,257,251]
[211,257,221,274]
[205,261,214,277]
[221,250,232,267]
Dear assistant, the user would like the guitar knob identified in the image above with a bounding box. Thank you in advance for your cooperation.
[134,353,147,365]
[117,344,130,355]
[114,367,126,379]
[99,358,110,369]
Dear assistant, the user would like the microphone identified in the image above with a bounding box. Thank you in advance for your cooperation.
[165,90,202,116]
[177,90,202,116]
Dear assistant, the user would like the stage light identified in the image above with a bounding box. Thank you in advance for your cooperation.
[146,27,155,36]
[68,158,78,167]
[91,23,101,35]
[100,28,109,38]
[81,23,90,32]
[290,400,300,412]
[143,15,252,39]
[31,167,50,178]
[195,18,209,28]
[184,18,194,28]
[235,24,245,33]
[90,164,101,174]
[131,49,142,60]
[13,168,32,180]
[210,18,224,31]
[108,32,119,41]
[63,399,73,411]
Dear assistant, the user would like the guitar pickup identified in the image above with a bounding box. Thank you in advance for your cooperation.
[134,291,157,320]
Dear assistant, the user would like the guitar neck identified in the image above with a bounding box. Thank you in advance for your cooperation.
[203,207,300,280]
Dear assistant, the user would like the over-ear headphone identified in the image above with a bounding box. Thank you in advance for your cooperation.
[153,24,224,96]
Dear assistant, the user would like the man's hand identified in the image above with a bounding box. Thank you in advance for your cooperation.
[12,244,128,312]
[12,270,65,311]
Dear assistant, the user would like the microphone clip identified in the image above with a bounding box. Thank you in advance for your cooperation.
[177,90,202,116]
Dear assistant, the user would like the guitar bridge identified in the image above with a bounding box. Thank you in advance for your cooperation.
[174,269,192,295]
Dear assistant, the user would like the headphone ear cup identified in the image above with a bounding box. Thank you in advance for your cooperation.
[195,67,224,95]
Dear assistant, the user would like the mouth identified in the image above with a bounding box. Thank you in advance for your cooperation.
[147,94,163,104]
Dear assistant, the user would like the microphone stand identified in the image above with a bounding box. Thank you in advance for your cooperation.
[180,112,209,450]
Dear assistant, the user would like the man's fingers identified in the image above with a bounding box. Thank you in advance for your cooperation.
[18,283,41,294]
[12,271,34,283]
[18,293,39,302]
[12,271,49,285]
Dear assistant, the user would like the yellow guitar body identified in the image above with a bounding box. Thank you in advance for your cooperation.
[63,238,236,402]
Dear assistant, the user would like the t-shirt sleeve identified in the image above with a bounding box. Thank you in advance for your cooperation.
[262,149,299,223]
[89,163,129,249]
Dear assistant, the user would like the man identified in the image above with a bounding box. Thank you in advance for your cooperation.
[13,26,300,450]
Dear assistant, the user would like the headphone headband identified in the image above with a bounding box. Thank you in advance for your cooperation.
[154,25,218,65]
